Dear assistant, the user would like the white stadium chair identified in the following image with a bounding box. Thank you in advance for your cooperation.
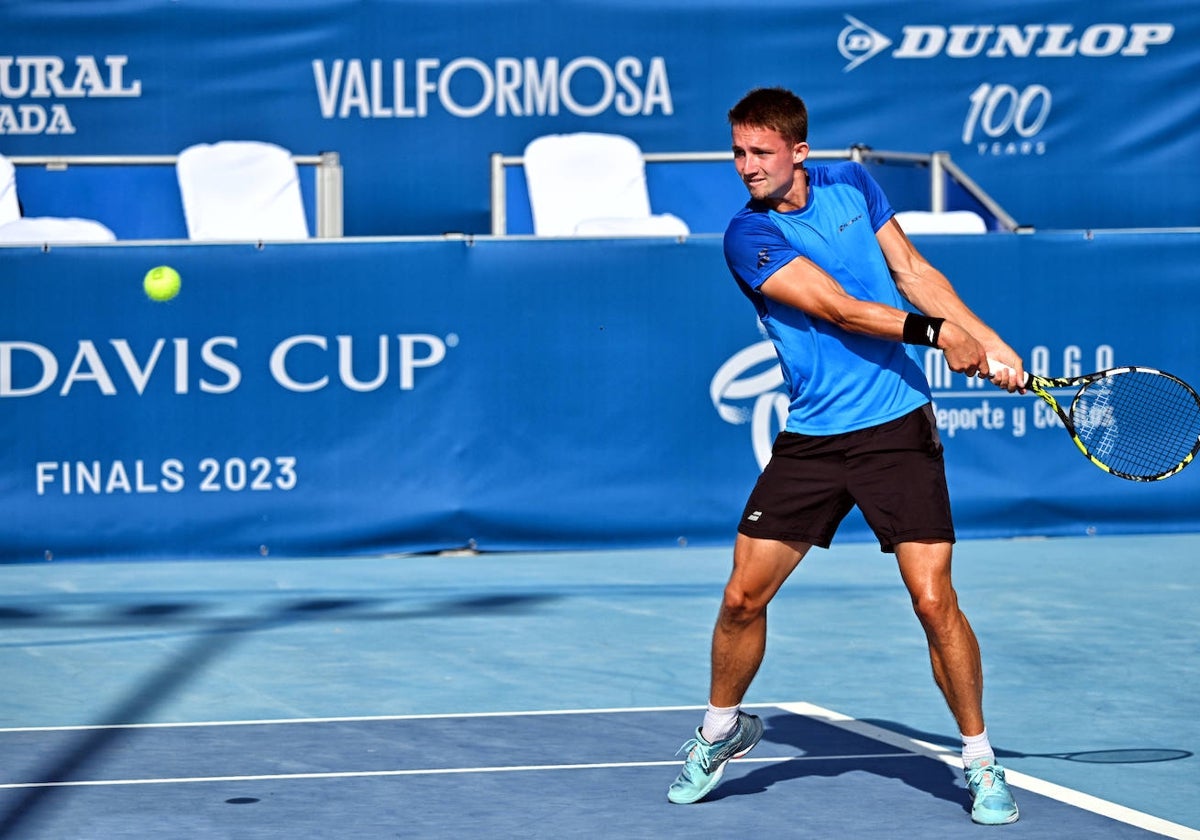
[523,132,689,237]
[176,140,309,241]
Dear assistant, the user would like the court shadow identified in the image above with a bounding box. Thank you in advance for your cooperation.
[861,719,1194,765]
[0,591,561,649]
[433,593,560,614]
[0,605,45,620]
[707,713,969,816]
[0,589,559,838]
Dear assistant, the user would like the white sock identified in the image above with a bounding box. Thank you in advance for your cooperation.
[701,703,740,743]
[962,728,995,768]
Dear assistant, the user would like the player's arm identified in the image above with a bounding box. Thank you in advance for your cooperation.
[875,217,1025,390]
[758,256,931,342]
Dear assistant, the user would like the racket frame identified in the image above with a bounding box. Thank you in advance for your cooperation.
[992,362,1200,482]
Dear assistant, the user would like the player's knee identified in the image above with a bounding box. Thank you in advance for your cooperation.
[909,588,959,629]
[720,584,769,624]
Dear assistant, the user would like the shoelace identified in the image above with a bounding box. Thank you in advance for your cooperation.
[674,738,713,772]
[966,762,1004,792]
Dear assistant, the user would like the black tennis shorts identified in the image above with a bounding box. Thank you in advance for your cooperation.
[737,404,955,553]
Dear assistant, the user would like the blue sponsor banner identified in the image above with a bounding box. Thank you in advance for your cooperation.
[2,232,1199,562]
[1,1,1197,236]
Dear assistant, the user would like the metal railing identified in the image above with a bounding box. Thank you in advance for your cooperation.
[489,146,1021,236]
[6,151,345,238]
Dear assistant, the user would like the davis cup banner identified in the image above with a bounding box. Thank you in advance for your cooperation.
[1,0,1197,236]
[3,234,1200,562]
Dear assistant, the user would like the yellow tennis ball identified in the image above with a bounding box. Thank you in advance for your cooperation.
[143,265,181,302]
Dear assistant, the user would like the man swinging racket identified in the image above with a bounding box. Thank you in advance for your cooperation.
[667,86,1024,826]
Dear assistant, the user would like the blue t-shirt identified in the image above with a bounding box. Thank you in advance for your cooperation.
[723,161,932,435]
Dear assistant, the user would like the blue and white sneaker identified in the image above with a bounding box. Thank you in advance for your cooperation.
[966,759,1020,824]
[667,712,763,804]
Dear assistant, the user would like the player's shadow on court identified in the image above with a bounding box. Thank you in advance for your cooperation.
[708,713,970,815]
[862,719,1194,765]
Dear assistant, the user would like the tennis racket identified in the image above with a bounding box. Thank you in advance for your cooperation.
[987,359,1200,482]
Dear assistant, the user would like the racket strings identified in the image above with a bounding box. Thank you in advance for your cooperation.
[1071,372,1200,479]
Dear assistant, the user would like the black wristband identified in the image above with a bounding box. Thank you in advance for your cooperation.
[903,313,945,347]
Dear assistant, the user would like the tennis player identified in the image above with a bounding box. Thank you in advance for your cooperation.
[667,87,1025,825]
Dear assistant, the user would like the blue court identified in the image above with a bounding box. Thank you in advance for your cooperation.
[1,534,1197,838]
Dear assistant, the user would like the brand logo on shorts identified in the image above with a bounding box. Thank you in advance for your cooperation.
[747,510,763,522]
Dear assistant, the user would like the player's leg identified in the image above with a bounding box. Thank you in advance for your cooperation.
[844,408,979,731]
[895,539,1019,825]
[667,534,806,804]
[894,540,983,735]
[710,534,809,708]
[669,431,848,804]
[704,436,850,732]
[849,407,1018,824]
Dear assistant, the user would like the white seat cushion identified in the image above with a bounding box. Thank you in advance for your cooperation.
[0,216,116,243]
[894,210,988,234]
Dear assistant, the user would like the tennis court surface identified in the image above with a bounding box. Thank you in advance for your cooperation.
[2,533,1197,838]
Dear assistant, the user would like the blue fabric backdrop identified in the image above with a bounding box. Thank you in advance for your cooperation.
[2,0,1197,235]
[3,232,1199,561]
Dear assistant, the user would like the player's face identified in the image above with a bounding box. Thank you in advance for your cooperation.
[731,124,809,210]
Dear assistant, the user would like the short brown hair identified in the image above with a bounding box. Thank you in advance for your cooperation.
[727,87,808,144]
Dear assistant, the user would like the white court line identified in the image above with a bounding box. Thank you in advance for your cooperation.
[776,702,1200,840]
[0,752,910,790]
[0,704,708,733]
[2,702,1196,839]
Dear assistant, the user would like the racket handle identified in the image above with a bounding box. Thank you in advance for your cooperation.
[986,357,1031,388]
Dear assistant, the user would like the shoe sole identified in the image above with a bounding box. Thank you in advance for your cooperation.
[972,809,1020,825]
